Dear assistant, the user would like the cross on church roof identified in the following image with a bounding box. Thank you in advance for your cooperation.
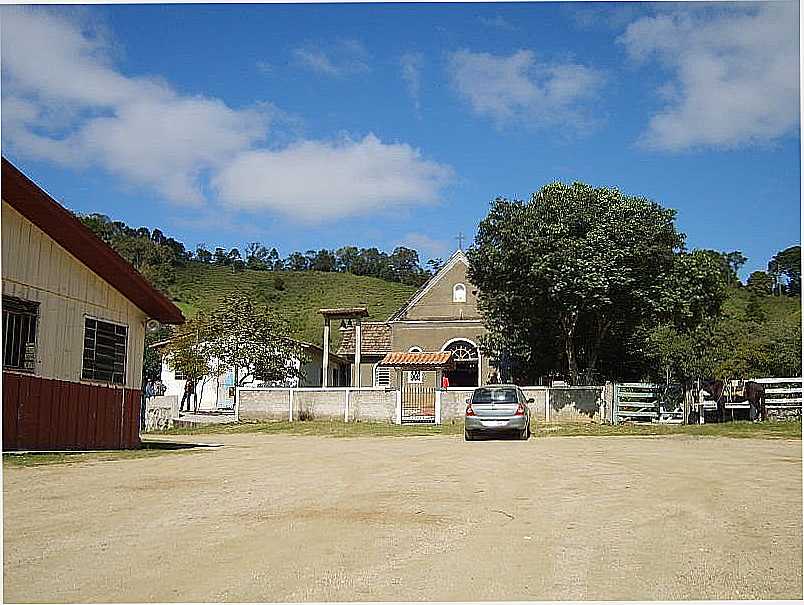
[456,232,465,250]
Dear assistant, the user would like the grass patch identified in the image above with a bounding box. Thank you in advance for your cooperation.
[157,420,465,438]
[3,440,207,468]
[154,419,801,440]
[536,420,802,440]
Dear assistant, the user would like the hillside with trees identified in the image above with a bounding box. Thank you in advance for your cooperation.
[78,213,420,348]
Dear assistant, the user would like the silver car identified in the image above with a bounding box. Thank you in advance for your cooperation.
[464,385,533,440]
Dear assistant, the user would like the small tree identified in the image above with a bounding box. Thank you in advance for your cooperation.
[163,294,307,393]
[747,271,774,295]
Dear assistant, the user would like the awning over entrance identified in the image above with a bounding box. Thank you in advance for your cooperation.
[318,307,369,319]
[378,351,455,370]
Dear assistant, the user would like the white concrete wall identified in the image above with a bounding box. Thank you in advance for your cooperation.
[236,385,604,425]
[237,387,397,423]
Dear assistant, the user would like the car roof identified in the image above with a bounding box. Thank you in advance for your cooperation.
[476,384,520,389]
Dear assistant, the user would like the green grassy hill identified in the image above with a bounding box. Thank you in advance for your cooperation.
[722,285,801,323]
[168,263,418,348]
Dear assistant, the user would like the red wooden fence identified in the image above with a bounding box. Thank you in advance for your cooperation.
[2,372,141,450]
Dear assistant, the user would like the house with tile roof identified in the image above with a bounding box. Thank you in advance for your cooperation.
[337,249,490,389]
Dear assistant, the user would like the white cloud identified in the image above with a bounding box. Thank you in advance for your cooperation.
[618,2,799,151]
[447,49,604,129]
[291,39,370,77]
[212,134,453,221]
[1,6,266,203]
[400,52,424,112]
[2,8,451,220]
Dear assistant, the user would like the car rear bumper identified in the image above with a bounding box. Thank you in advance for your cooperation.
[465,415,528,432]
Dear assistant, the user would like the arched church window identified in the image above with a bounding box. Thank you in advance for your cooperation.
[453,283,466,303]
[444,339,478,361]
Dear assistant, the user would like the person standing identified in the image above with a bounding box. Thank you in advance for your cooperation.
[180,378,196,414]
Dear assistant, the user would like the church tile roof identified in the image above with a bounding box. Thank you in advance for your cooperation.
[336,322,392,355]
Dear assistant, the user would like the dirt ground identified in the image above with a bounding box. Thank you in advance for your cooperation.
[4,433,802,602]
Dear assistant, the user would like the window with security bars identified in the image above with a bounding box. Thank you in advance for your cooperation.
[2,296,39,372]
[82,317,128,384]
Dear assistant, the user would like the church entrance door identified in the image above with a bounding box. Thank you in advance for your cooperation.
[442,340,479,387]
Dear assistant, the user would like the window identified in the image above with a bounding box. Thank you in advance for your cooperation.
[453,283,466,303]
[82,317,128,384]
[471,387,518,404]
[407,347,423,383]
[374,364,391,387]
[2,296,39,372]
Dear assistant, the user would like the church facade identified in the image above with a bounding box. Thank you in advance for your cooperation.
[337,250,491,388]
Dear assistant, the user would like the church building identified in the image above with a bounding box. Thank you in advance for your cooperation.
[337,249,491,388]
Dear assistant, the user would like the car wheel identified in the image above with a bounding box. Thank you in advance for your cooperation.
[519,427,529,440]
[526,423,531,439]
[464,430,473,441]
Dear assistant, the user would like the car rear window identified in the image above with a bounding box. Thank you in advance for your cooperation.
[472,388,518,404]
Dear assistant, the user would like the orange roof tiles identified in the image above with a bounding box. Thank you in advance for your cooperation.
[378,351,454,369]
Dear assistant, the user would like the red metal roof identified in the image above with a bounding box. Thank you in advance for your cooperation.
[2,158,185,324]
[378,351,455,369]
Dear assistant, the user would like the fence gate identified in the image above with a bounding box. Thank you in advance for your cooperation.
[614,383,684,424]
[401,385,436,424]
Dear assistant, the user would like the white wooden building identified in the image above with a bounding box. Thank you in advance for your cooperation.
[2,158,184,449]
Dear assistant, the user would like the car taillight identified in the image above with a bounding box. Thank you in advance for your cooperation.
[466,403,476,416]
[515,402,526,416]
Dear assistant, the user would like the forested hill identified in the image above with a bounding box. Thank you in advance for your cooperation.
[169,263,417,347]
[76,212,425,347]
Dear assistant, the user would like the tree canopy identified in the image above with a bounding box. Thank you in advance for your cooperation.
[468,182,728,384]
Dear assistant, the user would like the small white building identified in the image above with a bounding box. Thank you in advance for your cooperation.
[157,340,348,411]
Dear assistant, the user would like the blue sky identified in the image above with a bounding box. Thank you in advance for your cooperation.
[2,2,800,277]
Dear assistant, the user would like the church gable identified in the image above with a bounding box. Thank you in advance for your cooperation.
[389,250,481,322]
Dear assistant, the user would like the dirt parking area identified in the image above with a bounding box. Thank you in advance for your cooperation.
[4,433,802,602]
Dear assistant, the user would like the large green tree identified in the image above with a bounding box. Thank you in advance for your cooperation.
[468,182,726,384]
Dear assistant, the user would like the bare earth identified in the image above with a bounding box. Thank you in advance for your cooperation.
[4,433,802,602]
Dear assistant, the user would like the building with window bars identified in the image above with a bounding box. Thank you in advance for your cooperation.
[1,158,184,450]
